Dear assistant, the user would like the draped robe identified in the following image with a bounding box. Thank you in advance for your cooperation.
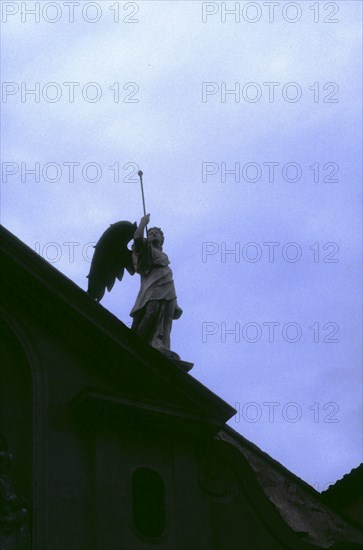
[130,238,182,351]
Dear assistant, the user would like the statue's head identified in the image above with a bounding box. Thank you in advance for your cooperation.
[147,227,164,248]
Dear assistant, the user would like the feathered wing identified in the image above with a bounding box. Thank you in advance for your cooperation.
[87,221,137,301]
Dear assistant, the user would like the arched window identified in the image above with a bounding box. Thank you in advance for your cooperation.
[132,468,165,538]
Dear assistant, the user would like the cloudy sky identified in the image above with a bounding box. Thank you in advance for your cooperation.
[2,0,362,490]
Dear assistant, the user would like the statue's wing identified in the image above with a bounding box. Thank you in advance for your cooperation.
[87,220,137,302]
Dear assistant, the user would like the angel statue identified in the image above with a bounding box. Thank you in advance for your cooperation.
[87,213,183,360]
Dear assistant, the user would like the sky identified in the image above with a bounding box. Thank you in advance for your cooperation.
[1,0,362,491]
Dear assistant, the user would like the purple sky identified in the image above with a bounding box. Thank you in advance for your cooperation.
[1,0,362,491]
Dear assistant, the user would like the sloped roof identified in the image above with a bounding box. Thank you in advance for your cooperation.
[218,427,363,548]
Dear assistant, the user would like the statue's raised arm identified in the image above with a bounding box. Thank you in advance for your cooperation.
[133,213,150,242]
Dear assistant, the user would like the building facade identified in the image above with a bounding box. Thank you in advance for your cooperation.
[1,225,363,550]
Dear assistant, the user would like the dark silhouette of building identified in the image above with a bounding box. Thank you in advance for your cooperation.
[1,225,363,550]
[322,464,363,531]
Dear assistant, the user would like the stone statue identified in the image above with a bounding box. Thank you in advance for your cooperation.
[130,214,182,357]
[87,215,183,360]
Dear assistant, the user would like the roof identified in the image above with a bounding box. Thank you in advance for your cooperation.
[217,426,363,548]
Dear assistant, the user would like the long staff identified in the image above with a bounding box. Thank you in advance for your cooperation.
[137,170,148,233]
